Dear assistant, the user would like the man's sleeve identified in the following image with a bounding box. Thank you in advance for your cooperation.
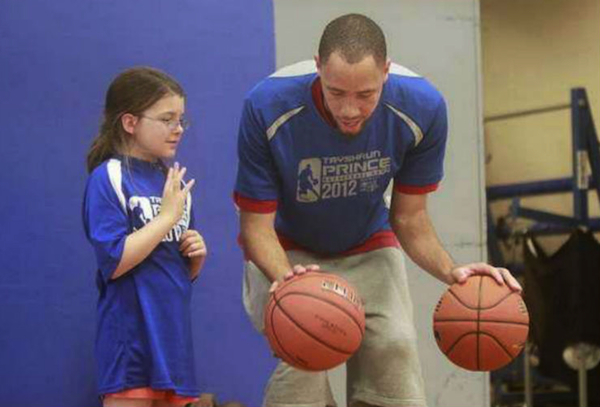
[394,98,448,194]
[234,98,280,212]
[82,169,129,283]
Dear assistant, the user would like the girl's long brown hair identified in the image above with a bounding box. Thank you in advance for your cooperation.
[86,67,185,173]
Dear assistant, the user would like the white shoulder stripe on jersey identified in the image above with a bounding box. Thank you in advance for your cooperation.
[107,158,127,213]
[270,60,317,78]
[267,106,305,141]
[389,63,421,78]
[385,104,424,147]
[186,189,192,228]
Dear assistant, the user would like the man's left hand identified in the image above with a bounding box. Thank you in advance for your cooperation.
[449,263,522,292]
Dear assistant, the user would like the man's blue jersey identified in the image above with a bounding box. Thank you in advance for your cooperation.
[83,156,198,397]
[235,61,448,254]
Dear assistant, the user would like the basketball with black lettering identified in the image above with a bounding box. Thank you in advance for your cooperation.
[264,272,365,371]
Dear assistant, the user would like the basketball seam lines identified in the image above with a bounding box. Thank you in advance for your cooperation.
[268,306,307,368]
[444,332,515,365]
[476,277,482,370]
[276,290,363,340]
[272,292,355,356]
[448,287,515,311]
[445,331,471,356]
[275,275,365,335]
[434,319,528,326]
[276,288,364,334]
[480,332,518,360]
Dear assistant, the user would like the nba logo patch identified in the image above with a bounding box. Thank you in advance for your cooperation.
[129,196,155,230]
[297,158,321,202]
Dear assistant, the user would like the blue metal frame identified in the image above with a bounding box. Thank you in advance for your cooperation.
[486,88,599,266]
[486,177,574,200]
[572,88,590,224]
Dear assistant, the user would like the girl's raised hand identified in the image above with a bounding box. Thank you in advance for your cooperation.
[161,162,195,224]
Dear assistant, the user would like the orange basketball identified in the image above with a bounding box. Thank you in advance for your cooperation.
[264,272,365,371]
[433,275,529,371]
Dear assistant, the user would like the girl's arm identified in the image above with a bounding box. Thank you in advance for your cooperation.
[112,164,195,279]
[112,212,179,279]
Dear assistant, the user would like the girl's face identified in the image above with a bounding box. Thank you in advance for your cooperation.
[125,93,186,162]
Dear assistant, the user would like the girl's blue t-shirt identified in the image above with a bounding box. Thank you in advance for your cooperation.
[83,156,198,397]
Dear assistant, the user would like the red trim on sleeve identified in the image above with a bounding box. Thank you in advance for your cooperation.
[394,182,439,195]
[311,77,336,127]
[233,191,277,213]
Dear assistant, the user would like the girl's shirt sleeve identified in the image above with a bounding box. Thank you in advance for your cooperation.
[83,166,129,283]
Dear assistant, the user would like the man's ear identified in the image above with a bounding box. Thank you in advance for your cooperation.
[383,58,391,82]
[314,55,321,74]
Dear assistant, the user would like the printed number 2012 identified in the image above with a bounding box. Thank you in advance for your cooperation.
[322,180,358,198]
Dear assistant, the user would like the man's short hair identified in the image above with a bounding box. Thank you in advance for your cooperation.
[318,14,387,67]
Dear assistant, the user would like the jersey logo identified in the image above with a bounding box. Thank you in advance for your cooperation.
[297,158,322,202]
[130,196,155,227]
[297,151,392,203]
[129,196,190,242]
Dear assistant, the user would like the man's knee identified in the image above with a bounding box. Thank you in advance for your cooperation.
[363,330,418,359]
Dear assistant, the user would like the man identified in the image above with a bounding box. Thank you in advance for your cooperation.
[234,14,521,407]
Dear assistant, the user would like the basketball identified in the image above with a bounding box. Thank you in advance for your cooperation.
[264,272,365,371]
[433,275,529,371]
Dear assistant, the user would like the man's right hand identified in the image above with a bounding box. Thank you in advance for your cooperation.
[269,264,321,294]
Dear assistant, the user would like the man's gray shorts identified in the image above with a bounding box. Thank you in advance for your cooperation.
[243,247,427,407]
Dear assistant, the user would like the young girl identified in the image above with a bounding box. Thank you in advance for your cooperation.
[83,67,206,407]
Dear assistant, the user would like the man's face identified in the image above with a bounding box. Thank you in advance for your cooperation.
[316,52,390,136]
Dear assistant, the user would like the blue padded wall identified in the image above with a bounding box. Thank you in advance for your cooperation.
[0,1,275,406]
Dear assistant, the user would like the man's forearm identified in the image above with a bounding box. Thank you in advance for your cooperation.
[241,226,292,283]
[391,210,455,285]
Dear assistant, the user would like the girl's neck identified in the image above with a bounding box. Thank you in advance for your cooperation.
[119,146,160,164]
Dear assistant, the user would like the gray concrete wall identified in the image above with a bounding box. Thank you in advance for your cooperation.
[273,1,489,406]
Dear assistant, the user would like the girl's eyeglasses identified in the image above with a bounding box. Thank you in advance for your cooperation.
[139,115,190,131]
